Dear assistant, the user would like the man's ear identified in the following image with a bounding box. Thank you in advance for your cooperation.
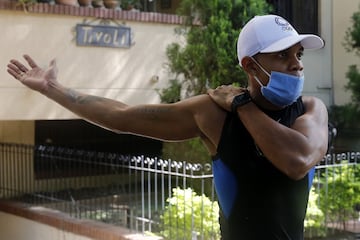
[241,57,257,75]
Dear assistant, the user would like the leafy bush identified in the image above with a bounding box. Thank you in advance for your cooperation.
[304,187,326,238]
[318,163,360,228]
[163,0,271,98]
[160,187,220,240]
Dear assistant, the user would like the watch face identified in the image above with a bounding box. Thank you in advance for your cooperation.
[232,92,251,113]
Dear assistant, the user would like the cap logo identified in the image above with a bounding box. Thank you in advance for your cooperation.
[274,17,293,32]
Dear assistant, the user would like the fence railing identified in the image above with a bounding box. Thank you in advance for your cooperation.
[0,142,359,239]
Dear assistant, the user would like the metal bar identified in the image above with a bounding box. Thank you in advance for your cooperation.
[0,143,359,238]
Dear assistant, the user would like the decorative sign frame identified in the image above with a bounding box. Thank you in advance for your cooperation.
[76,19,133,49]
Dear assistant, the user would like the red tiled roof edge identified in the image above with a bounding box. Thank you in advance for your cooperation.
[0,0,186,25]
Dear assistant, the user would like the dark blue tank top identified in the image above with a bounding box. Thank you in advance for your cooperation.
[213,97,314,240]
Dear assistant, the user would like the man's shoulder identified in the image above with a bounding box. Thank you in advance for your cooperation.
[302,96,328,113]
[186,94,228,154]
[302,95,326,106]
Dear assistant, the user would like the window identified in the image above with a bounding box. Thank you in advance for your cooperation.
[267,0,319,34]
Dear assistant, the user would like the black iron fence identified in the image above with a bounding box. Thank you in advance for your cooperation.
[0,142,359,239]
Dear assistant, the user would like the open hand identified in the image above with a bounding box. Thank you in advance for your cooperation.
[7,54,58,94]
[207,85,248,112]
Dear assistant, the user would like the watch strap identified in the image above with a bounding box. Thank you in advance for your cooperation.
[231,91,252,113]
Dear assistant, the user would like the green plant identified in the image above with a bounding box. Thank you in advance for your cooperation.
[160,187,220,240]
[330,8,360,144]
[163,0,271,98]
[17,0,36,4]
[156,79,182,104]
[328,103,360,129]
[17,0,37,11]
[345,65,360,104]
[344,8,360,56]
[318,163,360,229]
[343,6,360,111]
[120,0,141,10]
[304,187,326,238]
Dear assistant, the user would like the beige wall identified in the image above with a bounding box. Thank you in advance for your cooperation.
[302,0,333,106]
[302,0,360,107]
[0,120,34,144]
[332,0,360,105]
[0,11,181,120]
[1,2,360,122]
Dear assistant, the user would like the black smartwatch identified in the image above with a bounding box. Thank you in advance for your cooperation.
[231,91,252,113]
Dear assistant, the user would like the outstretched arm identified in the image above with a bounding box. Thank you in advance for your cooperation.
[7,55,206,142]
[208,85,328,180]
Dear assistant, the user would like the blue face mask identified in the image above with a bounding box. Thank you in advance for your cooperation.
[252,58,304,107]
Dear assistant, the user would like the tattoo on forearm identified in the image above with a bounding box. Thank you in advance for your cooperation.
[66,88,104,104]
[137,106,171,119]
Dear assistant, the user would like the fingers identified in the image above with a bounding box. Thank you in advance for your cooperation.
[7,55,37,73]
[7,69,25,81]
[9,69,25,81]
[207,85,230,96]
[49,58,58,73]
[7,54,38,81]
[215,85,227,90]
[23,54,38,68]
[9,59,28,72]
[7,62,26,80]
[7,68,19,80]
[212,85,241,92]
[214,85,248,93]
[49,58,56,67]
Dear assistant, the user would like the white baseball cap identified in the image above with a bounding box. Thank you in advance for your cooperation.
[237,15,324,66]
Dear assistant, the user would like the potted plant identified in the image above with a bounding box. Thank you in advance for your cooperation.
[16,0,36,11]
[91,0,103,7]
[17,0,36,6]
[103,0,120,9]
[55,0,78,6]
[78,0,91,7]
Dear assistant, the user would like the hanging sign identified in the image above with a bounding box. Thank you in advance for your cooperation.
[76,24,132,48]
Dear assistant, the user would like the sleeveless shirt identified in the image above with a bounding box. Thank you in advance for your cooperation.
[213,97,315,240]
